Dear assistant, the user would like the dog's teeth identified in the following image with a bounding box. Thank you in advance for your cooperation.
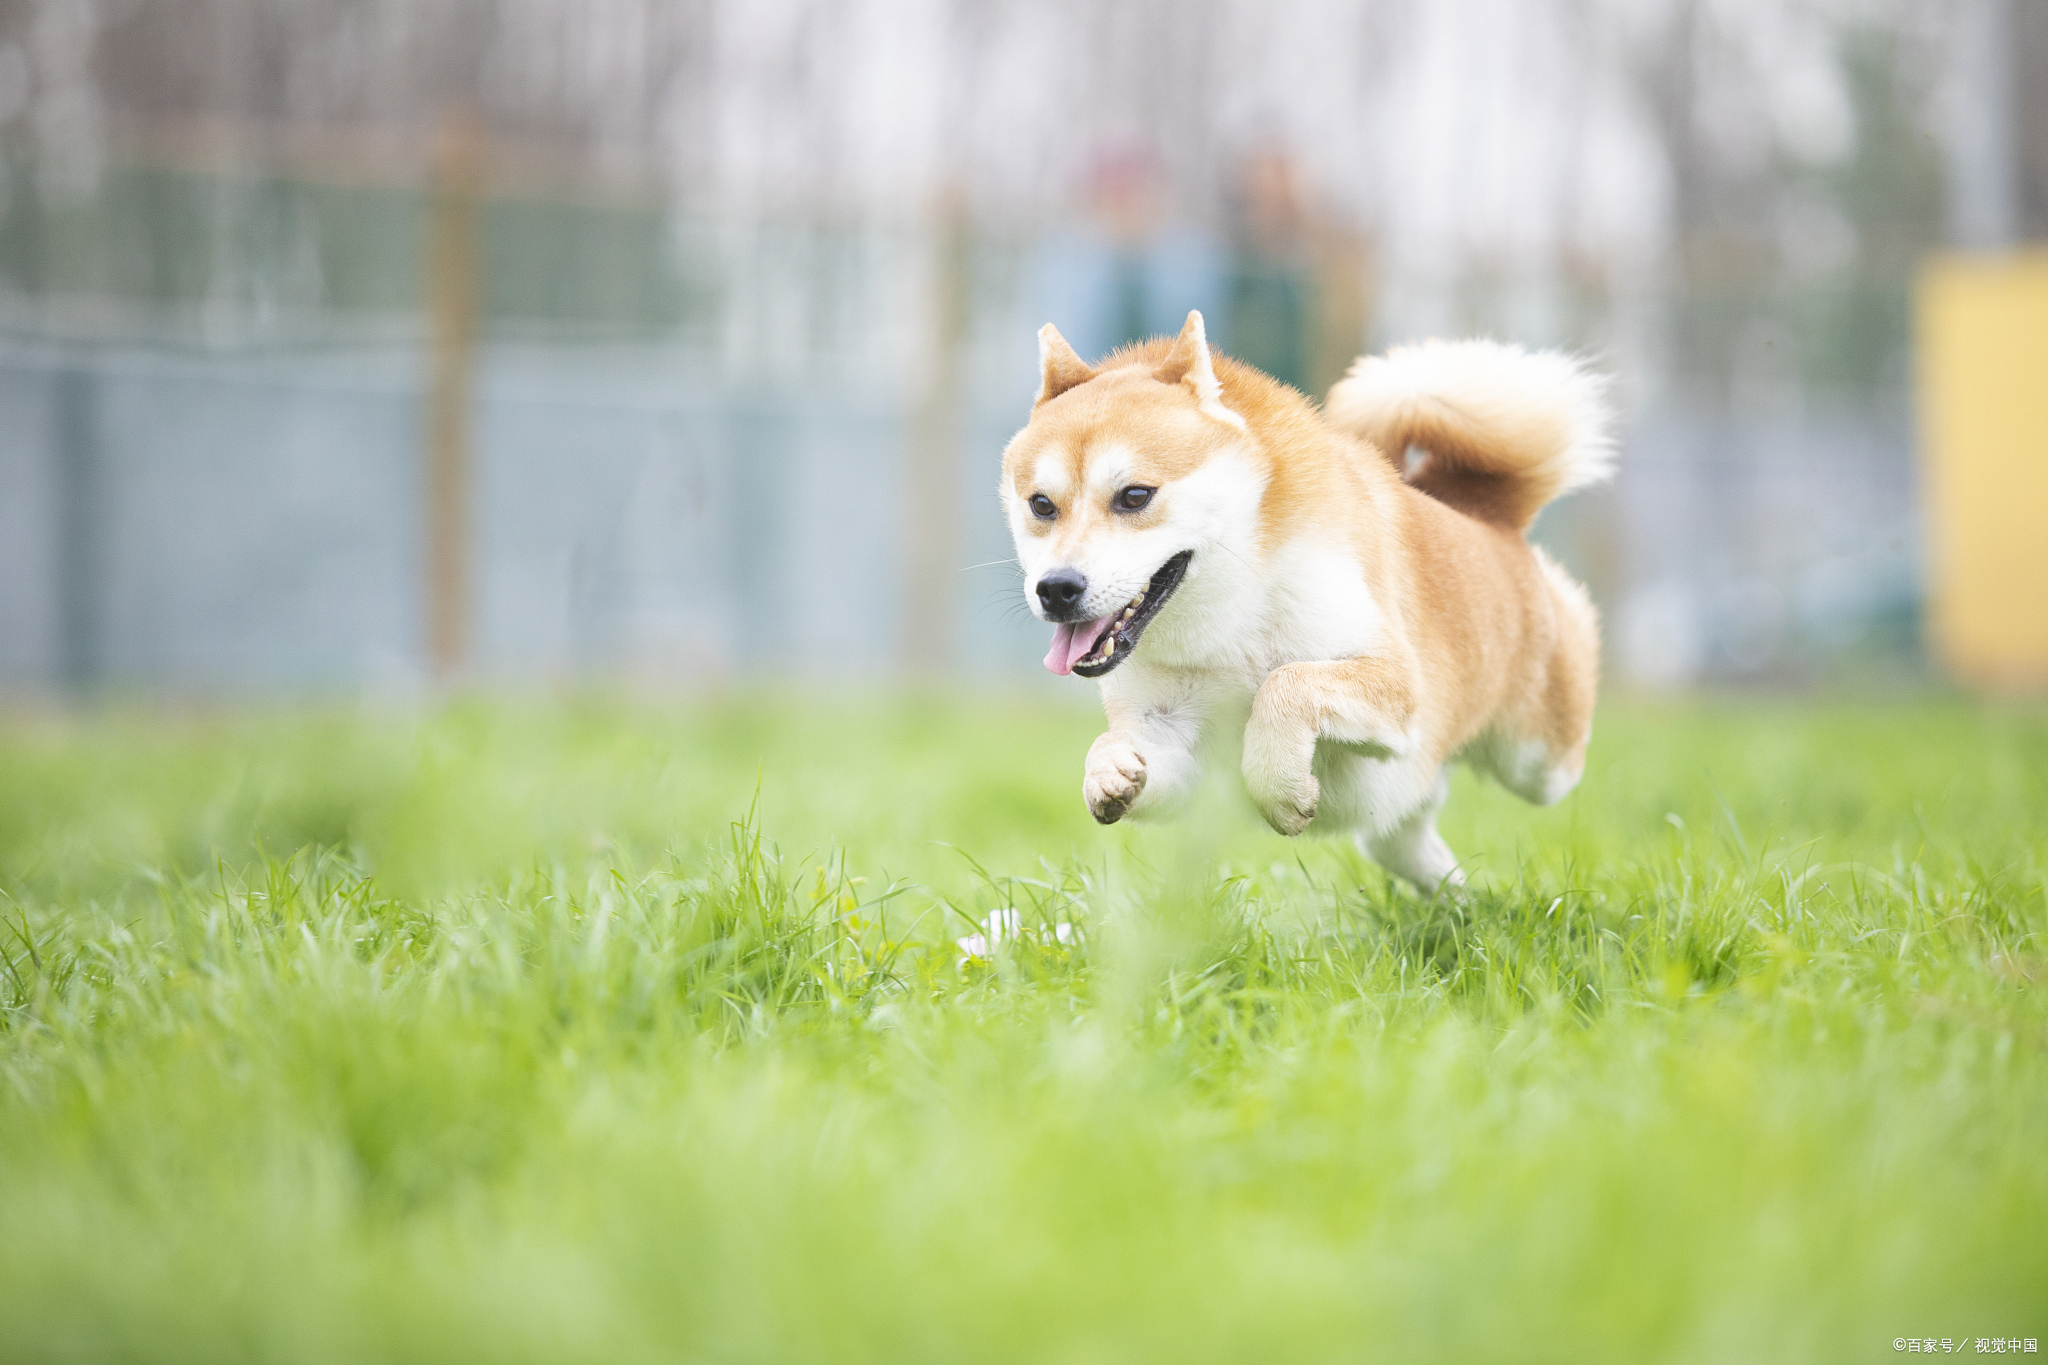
[1129,594,1143,607]
[1120,608,1134,621]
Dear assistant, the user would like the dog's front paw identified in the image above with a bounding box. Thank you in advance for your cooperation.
[1252,770,1319,836]
[1084,733,1148,825]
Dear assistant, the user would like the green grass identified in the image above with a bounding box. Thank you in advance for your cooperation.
[1,693,2044,1363]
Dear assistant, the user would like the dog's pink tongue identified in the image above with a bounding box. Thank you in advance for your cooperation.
[1044,616,1114,676]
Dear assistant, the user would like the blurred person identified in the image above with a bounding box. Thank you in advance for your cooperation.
[1033,141,1228,362]
[1226,144,1314,394]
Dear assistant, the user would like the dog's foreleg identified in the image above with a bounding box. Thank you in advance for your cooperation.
[1085,699,1206,825]
[1082,730,1146,824]
[1242,656,1419,836]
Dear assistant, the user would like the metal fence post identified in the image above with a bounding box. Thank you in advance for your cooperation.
[425,108,484,684]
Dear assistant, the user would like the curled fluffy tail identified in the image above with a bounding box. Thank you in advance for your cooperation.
[1325,339,1615,531]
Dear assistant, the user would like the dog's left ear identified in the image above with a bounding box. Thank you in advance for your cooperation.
[1153,311,1246,431]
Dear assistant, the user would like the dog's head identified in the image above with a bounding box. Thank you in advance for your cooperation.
[1000,311,1262,678]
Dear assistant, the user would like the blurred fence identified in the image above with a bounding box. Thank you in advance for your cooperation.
[0,277,1923,694]
[0,181,1931,694]
[0,323,1052,692]
[0,0,2039,694]
[0,177,1069,691]
[1614,400,1918,685]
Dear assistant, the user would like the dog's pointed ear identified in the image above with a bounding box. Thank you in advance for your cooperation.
[1153,311,1246,430]
[1035,324,1096,407]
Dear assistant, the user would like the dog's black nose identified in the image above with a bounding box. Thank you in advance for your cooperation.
[1036,568,1088,618]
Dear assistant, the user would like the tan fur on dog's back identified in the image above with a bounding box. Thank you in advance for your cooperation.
[1376,485,1589,793]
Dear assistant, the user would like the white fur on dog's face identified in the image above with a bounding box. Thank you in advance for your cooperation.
[1005,434,1266,628]
[1007,444,1228,626]
[1000,322,1273,679]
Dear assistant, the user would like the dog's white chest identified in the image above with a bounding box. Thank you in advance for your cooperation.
[1251,537,1384,670]
[1109,533,1386,714]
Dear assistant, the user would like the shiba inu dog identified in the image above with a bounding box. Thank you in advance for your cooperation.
[1001,311,1613,891]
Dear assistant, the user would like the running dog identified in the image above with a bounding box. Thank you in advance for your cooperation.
[1001,311,1614,890]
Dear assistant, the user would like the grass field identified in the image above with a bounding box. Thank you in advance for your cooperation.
[1,693,2044,1363]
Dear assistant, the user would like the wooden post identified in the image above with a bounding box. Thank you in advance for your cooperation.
[54,368,100,693]
[902,189,972,672]
[424,108,483,684]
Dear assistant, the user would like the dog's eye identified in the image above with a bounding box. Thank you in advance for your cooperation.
[1029,493,1057,519]
[1114,486,1155,512]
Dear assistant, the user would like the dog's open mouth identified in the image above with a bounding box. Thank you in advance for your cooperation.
[1043,551,1194,679]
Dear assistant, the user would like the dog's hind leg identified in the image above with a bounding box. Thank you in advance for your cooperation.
[1359,765,1463,893]
[1466,550,1599,809]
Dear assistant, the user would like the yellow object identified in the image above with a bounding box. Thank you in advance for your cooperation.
[1917,250,2048,691]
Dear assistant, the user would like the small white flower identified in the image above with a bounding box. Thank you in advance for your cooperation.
[955,908,1020,960]
[955,909,1082,962]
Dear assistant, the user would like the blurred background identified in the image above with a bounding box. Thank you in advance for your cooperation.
[0,0,2041,697]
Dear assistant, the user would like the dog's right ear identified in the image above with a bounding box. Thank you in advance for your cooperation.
[1035,324,1096,407]
[1153,310,1246,430]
